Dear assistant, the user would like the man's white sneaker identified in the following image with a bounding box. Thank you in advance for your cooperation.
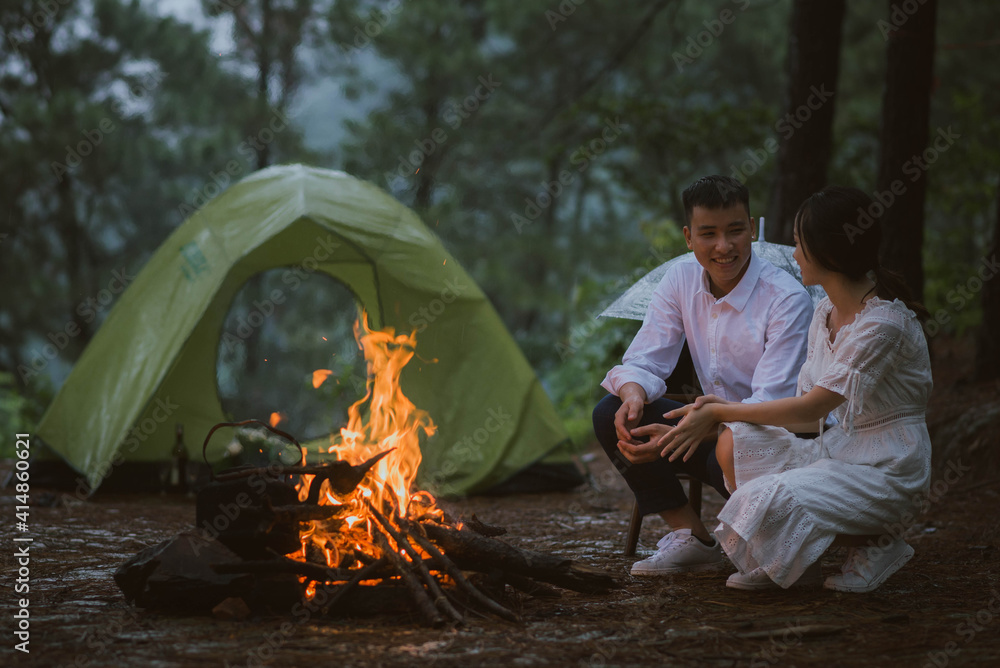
[823,540,914,593]
[726,562,822,590]
[630,529,724,576]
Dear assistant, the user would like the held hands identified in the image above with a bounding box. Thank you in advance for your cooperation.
[617,423,674,464]
[614,390,731,464]
[659,394,731,462]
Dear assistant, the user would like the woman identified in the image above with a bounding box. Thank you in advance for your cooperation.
[659,186,932,592]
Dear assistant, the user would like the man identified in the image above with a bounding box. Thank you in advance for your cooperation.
[593,175,814,576]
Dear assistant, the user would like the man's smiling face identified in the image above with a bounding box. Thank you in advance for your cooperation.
[683,204,756,297]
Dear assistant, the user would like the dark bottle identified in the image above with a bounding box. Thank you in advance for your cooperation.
[171,423,188,493]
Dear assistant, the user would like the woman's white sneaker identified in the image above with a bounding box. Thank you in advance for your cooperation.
[630,529,724,576]
[726,563,822,590]
[823,540,914,593]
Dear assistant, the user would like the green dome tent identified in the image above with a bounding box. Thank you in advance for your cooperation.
[37,165,576,495]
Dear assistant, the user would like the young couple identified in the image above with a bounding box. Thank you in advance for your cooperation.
[593,176,931,592]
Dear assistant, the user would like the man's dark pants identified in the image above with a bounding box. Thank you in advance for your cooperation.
[592,394,731,517]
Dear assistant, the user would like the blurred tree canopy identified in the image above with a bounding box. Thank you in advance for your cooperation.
[2,0,998,448]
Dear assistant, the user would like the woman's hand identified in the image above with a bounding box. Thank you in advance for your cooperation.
[664,394,730,420]
[659,395,730,462]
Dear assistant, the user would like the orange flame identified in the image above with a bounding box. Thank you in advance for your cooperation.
[289,313,440,569]
[312,369,334,388]
[269,412,284,427]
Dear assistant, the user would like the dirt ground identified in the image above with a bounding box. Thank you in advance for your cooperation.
[3,335,1000,667]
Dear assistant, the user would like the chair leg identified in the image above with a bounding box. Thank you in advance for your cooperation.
[625,479,702,557]
[624,501,642,557]
[689,479,703,519]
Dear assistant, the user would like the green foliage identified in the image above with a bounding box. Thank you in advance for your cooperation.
[2,0,998,454]
[543,218,688,446]
[0,372,51,458]
[0,0,314,432]
[329,0,798,377]
[920,4,1000,334]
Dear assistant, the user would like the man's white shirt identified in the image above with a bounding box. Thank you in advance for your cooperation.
[602,251,814,404]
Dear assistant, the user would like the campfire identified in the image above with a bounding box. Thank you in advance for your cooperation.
[116,316,616,625]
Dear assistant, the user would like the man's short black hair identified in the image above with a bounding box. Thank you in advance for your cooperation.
[681,176,750,225]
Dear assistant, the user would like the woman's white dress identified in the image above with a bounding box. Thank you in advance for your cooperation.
[717,297,932,587]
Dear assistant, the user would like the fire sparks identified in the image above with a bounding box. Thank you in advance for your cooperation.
[269,411,284,427]
[289,314,441,569]
[312,369,334,388]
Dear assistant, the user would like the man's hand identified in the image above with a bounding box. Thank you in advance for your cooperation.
[614,383,647,444]
[617,423,673,463]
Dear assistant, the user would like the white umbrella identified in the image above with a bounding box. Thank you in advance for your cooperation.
[599,218,826,320]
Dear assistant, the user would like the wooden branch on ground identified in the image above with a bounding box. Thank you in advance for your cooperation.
[502,573,562,599]
[265,503,349,524]
[210,556,351,583]
[405,521,523,623]
[373,528,444,628]
[365,502,464,624]
[467,514,508,537]
[419,521,619,594]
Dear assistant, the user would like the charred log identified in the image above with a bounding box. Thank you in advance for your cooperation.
[419,521,618,594]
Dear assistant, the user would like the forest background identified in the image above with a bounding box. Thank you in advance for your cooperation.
[1,0,997,460]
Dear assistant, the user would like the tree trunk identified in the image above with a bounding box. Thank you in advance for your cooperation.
[414,94,442,211]
[876,0,937,302]
[764,0,846,245]
[974,178,1000,381]
[256,0,273,170]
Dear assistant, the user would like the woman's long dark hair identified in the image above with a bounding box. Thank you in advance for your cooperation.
[794,186,929,320]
